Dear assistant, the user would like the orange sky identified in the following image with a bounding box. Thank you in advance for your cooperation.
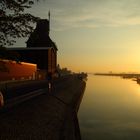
[14,0,140,73]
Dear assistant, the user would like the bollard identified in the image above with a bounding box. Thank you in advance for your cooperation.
[0,91,4,108]
[48,82,52,93]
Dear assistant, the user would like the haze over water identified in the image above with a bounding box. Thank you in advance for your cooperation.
[79,75,140,140]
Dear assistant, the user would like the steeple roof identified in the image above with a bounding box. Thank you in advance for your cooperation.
[26,19,57,51]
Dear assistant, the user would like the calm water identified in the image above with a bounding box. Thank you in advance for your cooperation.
[78,75,140,140]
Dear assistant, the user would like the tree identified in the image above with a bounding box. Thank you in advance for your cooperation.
[0,0,40,47]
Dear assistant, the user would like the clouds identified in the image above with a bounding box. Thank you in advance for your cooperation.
[34,0,140,30]
[27,0,140,31]
[12,0,140,73]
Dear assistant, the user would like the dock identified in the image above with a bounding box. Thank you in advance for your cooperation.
[0,74,86,140]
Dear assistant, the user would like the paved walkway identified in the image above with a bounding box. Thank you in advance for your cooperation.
[0,75,86,140]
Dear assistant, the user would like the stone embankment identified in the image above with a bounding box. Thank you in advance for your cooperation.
[0,74,86,140]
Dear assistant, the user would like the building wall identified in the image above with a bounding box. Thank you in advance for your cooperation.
[14,49,48,70]
[48,49,57,74]
[0,60,37,81]
[11,48,57,73]
[7,47,57,79]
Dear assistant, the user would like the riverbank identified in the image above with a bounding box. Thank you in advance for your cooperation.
[94,73,140,85]
[94,73,140,79]
[0,74,86,140]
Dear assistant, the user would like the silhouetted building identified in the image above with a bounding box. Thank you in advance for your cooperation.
[7,14,58,79]
[27,19,54,48]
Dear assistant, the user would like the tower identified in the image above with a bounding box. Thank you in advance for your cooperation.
[48,10,50,33]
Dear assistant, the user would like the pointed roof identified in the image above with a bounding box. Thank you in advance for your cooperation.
[26,19,58,51]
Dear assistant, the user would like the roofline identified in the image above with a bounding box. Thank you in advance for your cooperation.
[0,59,36,66]
[7,47,54,50]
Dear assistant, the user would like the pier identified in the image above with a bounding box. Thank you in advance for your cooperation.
[0,74,86,140]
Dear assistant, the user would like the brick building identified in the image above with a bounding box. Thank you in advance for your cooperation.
[7,17,58,80]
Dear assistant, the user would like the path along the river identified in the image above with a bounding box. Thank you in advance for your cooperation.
[0,74,86,140]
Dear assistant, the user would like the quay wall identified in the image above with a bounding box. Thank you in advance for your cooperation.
[0,74,86,140]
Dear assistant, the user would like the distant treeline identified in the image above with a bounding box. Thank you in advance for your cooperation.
[94,73,140,79]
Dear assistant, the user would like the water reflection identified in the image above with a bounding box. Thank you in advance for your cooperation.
[78,75,140,140]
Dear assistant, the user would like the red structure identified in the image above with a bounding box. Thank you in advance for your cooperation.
[0,60,37,81]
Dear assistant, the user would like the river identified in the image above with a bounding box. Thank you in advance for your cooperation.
[78,75,140,140]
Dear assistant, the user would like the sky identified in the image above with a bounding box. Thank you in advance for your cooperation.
[15,0,140,73]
